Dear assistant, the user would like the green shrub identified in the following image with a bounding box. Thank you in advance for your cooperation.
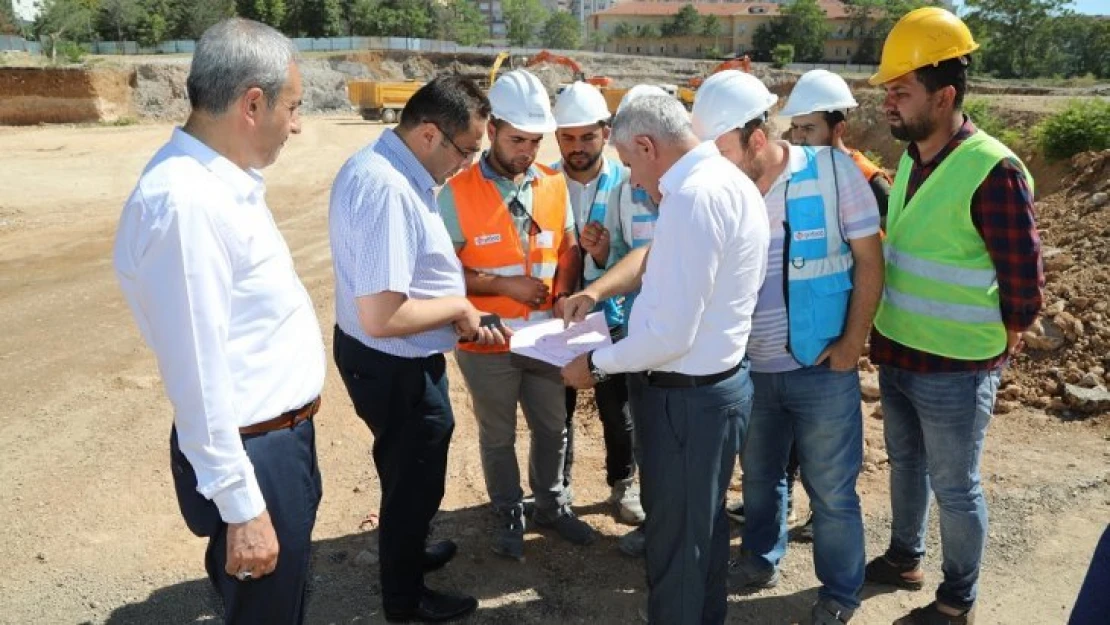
[58,40,85,64]
[772,44,794,69]
[1036,99,1110,160]
[963,98,1006,138]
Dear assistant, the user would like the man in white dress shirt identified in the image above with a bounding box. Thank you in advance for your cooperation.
[113,19,325,624]
[562,95,770,625]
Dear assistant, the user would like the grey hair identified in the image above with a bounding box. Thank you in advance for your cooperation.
[187,18,299,115]
[610,95,695,148]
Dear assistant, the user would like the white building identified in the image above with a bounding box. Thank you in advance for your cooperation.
[10,0,40,23]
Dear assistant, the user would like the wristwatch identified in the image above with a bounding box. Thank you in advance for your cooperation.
[586,350,609,384]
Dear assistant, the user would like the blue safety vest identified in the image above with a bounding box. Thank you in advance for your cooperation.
[783,146,854,366]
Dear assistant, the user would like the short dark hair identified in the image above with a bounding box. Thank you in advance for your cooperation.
[399,75,491,137]
[913,56,970,110]
[822,110,846,128]
[739,114,767,147]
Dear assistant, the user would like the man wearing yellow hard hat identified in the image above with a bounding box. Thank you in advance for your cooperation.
[864,8,1044,625]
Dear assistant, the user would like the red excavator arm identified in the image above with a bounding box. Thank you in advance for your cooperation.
[526,50,613,87]
[687,55,752,88]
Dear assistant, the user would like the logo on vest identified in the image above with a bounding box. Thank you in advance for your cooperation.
[475,233,502,246]
[793,228,826,242]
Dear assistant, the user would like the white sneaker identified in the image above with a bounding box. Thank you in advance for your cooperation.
[610,478,646,525]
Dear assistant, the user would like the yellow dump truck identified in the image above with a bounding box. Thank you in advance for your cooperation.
[347,80,424,123]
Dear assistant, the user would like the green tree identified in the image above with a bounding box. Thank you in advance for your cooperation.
[779,0,828,62]
[635,23,659,39]
[1,0,21,35]
[541,11,580,49]
[752,19,787,62]
[98,0,143,41]
[236,0,287,29]
[286,0,343,37]
[964,0,1072,78]
[587,29,608,51]
[436,0,487,46]
[503,0,547,46]
[357,0,433,37]
[846,0,938,65]
[612,21,633,39]
[662,3,699,37]
[701,14,720,37]
[175,0,235,39]
[35,0,99,62]
[772,43,794,68]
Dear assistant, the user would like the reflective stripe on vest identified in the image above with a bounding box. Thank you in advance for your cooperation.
[450,162,569,353]
[552,156,626,328]
[784,146,854,367]
[873,130,1032,360]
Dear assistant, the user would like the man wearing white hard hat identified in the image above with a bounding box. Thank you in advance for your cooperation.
[782,69,892,221]
[561,93,769,625]
[439,69,595,561]
[551,81,658,530]
[692,70,884,625]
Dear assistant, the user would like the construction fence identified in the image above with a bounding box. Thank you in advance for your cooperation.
[0,34,577,59]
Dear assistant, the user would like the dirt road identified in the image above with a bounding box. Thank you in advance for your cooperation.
[0,118,1105,625]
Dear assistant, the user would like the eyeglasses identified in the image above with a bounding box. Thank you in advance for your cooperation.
[432,123,480,160]
[508,195,542,237]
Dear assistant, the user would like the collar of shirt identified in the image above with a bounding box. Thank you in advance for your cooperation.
[767,142,813,194]
[375,128,437,196]
[907,115,976,168]
[170,128,264,204]
[479,151,541,186]
[658,140,720,197]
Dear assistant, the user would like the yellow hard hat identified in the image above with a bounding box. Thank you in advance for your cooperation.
[868,7,979,86]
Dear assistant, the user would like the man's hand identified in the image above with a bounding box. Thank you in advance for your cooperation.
[562,291,598,327]
[226,510,279,581]
[497,276,550,308]
[815,338,864,372]
[1006,329,1023,357]
[580,222,611,267]
[562,353,596,389]
[553,295,567,320]
[454,305,512,345]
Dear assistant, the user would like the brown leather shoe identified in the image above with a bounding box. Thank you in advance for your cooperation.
[865,554,925,590]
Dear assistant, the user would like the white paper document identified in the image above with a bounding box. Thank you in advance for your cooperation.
[509,312,612,368]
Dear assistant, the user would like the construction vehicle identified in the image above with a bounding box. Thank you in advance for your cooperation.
[687,55,753,89]
[347,79,423,123]
[525,50,613,87]
[488,50,510,88]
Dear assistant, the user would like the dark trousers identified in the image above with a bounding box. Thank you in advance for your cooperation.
[632,362,754,625]
[333,327,455,613]
[170,419,322,625]
[1070,524,1110,624]
[564,373,636,488]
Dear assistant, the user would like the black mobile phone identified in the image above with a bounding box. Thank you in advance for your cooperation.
[458,314,505,343]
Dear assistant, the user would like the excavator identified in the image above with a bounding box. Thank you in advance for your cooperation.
[686,55,753,89]
[677,54,753,108]
[489,50,510,87]
[525,50,613,87]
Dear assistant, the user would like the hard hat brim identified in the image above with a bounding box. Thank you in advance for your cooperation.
[868,42,980,86]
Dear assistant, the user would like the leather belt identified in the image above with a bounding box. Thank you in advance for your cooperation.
[644,362,742,389]
[239,396,320,436]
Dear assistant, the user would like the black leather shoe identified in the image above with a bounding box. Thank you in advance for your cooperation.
[384,587,478,623]
[423,539,458,572]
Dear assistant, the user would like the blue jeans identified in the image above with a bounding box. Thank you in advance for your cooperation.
[880,366,1001,611]
[1070,524,1110,624]
[632,362,753,625]
[740,364,865,610]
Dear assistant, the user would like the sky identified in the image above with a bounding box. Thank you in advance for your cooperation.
[952,0,1109,16]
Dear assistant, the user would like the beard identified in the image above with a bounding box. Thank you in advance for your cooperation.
[564,149,603,173]
[491,145,533,176]
[889,112,936,142]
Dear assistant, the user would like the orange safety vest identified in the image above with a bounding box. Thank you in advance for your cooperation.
[448,162,569,354]
[849,149,893,185]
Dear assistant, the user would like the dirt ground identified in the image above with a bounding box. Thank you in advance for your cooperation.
[0,117,1106,625]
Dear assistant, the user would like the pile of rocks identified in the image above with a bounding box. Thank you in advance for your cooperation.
[1003,149,1110,416]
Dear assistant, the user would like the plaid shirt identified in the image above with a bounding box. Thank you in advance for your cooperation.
[870,118,1044,373]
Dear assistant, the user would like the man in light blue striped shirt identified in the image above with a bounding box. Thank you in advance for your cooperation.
[329,76,505,624]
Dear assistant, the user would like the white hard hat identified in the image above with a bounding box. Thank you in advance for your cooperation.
[780,69,859,117]
[488,69,557,134]
[691,70,778,142]
[553,81,611,128]
[617,84,669,114]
